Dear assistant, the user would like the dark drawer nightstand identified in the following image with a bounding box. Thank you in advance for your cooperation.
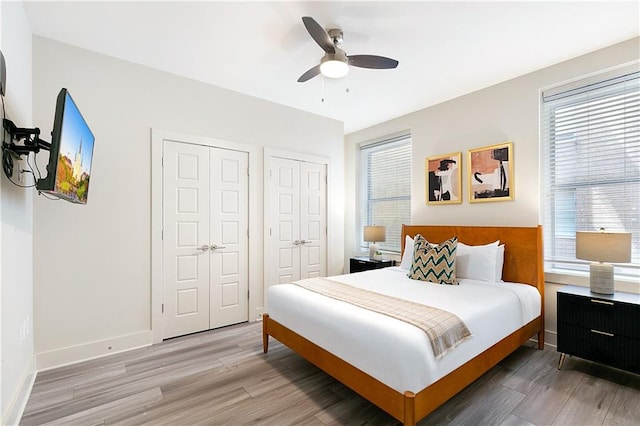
[349,256,395,273]
[557,285,640,374]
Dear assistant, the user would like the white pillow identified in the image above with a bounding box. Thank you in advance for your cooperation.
[456,240,500,282]
[399,235,414,270]
[496,244,505,281]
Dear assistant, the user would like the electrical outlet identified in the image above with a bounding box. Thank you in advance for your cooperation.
[18,316,30,343]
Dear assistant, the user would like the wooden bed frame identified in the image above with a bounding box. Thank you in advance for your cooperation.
[263,225,544,425]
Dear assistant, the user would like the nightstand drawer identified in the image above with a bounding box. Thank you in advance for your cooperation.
[557,322,640,374]
[349,257,394,273]
[557,293,640,339]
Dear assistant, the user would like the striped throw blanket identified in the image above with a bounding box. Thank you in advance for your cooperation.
[292,277,472,358]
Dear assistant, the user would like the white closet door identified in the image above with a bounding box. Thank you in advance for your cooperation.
[209,148,249,328]
[300,161,327,279]
[269,157,301,285]
[163,140,211,339]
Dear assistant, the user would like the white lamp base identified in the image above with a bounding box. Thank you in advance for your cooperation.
[589,262,614,294]
[369,243,379,260]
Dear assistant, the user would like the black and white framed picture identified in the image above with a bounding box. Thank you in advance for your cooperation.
[426,152,462,204]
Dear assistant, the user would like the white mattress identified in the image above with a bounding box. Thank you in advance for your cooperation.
[267,266,541,394]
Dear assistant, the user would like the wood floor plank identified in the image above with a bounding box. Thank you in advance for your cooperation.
[500,414,536,426]
[551,374,617,425]
[602,377,640,426]
[41,388,162,426]
[20,321,640,426]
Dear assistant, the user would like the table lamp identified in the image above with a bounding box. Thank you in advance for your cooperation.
[576,229,632,294]
[364,225,385,260]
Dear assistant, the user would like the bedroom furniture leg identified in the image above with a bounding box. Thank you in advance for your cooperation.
[558,352,566,370]
[262,314,269,353]
[403,391,416,426]
[537,330,545,349]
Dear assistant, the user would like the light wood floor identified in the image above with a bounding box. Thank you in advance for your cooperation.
[21,321,640,425]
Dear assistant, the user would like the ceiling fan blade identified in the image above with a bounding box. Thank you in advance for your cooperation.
[297,64,322,82]
[302,16,335,54]
[348,55,399,69]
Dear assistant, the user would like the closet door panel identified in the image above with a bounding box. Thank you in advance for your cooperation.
[300,161,327,279]
[269,158,301,285]
[209,148,249,328]
[162,141,211,339]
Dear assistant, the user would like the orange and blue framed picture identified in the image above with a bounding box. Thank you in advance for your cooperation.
[468,141,514,203]
[426,152,462,204]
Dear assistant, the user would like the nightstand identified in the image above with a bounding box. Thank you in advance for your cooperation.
[557,285,640,374]
[349,256,395,273]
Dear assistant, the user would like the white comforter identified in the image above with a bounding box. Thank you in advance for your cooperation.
[267,266,541,394]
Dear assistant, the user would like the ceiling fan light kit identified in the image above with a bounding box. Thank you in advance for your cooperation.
[320,54,349,78]
[298,16,398,83]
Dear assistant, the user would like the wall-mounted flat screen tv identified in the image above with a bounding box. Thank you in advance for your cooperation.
[37,88,95,204]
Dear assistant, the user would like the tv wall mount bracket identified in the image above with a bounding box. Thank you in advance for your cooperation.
[2,118,51,178]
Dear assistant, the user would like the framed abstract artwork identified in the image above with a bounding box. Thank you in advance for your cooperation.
[426,152,462,204]
[468,141,514,203]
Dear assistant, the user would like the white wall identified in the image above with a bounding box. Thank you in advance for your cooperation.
[345,37,640,346]
[31,36,344,368]
[1,2,36,424]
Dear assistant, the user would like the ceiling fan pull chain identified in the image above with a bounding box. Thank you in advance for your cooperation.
[346,72,350,93]
[321,74,325,102]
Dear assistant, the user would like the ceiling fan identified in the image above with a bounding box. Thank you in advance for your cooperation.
[297,16,399,83]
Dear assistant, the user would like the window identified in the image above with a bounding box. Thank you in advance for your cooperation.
[358,134,412,253]
[541,65,640,278]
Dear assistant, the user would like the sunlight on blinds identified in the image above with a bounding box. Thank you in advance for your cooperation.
[358,135,411,252]
[541,65,639,278]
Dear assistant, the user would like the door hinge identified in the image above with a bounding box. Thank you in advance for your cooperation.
[162,156,164,167]
[161,303,164,314]
[247,290,250,300]
[161,230,164,241]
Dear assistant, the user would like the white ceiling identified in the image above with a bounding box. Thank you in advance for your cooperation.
[23,1,640,134]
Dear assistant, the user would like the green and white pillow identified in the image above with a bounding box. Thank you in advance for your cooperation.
[408,234,458,285]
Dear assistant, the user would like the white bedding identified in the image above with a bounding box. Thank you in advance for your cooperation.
[267,266,541,394]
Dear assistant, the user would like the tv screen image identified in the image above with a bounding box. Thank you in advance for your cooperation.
[37,88,95,204]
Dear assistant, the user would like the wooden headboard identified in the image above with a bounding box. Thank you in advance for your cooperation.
[401,224,544,295]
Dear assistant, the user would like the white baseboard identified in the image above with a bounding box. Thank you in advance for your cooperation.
[36,330,153,371]
[2,355,36,426]
[545,329,558,348]
[527,329,557,350]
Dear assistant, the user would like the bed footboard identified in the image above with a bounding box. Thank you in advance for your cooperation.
[262,312,542,425]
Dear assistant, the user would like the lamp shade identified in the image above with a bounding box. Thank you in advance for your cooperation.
[363,225,385,243]
[576,231,632,263]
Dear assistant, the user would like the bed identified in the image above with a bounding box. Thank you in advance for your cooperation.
[262,225,544,425]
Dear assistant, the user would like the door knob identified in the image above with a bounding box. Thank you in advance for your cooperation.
[210,244,227,251]
[198,244,210,252]
[293,240,301,246]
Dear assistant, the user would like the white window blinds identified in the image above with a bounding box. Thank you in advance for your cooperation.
[358,135,412,253]
[541,65,640,278]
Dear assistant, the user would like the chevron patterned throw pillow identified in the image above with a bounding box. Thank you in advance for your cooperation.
[408,234,458,285]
